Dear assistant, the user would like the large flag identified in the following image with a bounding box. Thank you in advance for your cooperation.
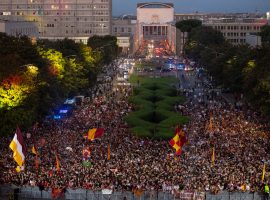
[169,134,181,155]
[169,126,187,155]
[88,128,104,140]
[9,127,26,167]
[262,163,266,182]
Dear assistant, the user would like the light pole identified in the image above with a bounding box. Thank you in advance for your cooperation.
[100,23,104,35]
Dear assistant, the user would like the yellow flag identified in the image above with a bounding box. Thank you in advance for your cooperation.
[262,163,266,182]
[32,146,37,155]
[15,166,21,173]
[211,148,215,165]
[88,128,97,140]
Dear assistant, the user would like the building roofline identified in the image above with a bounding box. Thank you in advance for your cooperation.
[137,2,173,8]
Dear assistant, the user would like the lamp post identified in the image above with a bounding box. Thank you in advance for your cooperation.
[100,23,104,35]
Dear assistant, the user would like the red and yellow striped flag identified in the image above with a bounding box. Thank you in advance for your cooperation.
[9,127,26,167]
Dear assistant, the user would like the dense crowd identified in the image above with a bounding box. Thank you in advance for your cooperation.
[0,61,269,195]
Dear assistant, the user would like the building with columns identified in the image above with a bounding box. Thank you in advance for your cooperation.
[135,2,176,54]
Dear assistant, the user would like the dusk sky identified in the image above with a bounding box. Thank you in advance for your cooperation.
[112,0,270,16]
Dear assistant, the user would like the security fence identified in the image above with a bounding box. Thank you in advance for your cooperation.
[0,185,266,200]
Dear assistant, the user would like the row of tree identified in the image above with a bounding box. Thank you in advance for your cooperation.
[0,33,118,135]
[176,20,270,115]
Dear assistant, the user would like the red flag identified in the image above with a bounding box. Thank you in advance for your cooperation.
[51,188,63,199]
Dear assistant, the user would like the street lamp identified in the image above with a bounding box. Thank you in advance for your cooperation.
[100,23,104,35]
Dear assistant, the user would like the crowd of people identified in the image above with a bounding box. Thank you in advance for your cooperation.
[0,59,269,196]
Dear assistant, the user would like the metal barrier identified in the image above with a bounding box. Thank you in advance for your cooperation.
[0,185,266,200]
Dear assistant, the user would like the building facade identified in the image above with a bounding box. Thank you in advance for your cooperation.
[0,20,38,38]
[135,2,176,54]
[0,0,112,44]
[112,15,136,55]
[203,18,268,45]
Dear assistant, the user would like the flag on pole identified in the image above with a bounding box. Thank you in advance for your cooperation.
[107,144,111,160]
[169,126,187,155]
[262,163,266,182]
[169,134,181,155]
[9,127,26,167]
[211,147,215,165]
[88,128,104,140]
[55,155,60,171]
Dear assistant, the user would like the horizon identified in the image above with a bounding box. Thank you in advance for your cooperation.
[112,0,270,16]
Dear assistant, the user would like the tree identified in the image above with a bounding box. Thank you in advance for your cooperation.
[260,25,270,44]
[176,19,202,55]
[87,35,118,64]
[176,19,202,33]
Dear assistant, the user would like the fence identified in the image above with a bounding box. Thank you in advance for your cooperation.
[0,185,266,200]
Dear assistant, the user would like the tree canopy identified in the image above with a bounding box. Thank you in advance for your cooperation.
[184,25,270,115]
[0,34,116,135]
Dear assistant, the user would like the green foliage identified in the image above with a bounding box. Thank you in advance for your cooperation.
[184,25,270,115]
[126,76,188,140]
[0,34,111,135]
[176,19,202,33]
[87,35,118,64]
[260,25,270,44]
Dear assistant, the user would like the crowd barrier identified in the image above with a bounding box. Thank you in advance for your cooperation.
[0,185,266,200]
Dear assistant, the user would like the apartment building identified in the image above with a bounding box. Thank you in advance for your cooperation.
[112,15,136,55]
[0,20,38,38]
[203,18,268,45]
[0,0,112,44]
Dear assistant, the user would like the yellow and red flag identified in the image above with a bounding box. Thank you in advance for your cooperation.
[169,126,187,155]
[9,127,26,167]
[88,128,104,140]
